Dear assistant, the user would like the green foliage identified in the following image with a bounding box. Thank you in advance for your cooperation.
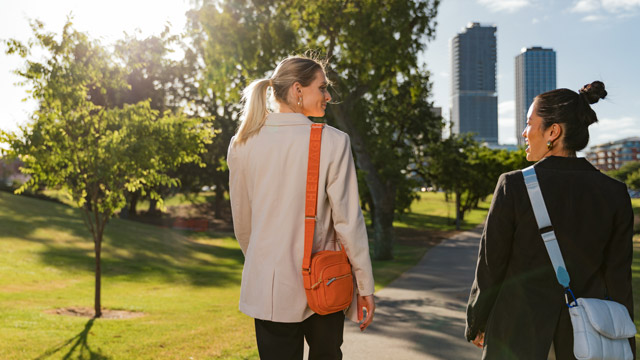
[607,161,640,190]
[2,21,212,222]
[427,135,529,227]
[2,20,213,316]
[186,0,443,260]
[626,171,640,191]
[286,0,443,260]
[607,161,640,182]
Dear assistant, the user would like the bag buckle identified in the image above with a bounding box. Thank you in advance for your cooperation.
[565,287,577,308]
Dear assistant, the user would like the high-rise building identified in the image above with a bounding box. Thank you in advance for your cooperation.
[515,47,556,147]
[450,22,498,144]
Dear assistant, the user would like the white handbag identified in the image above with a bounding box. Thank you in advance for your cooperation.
[522,166,636,360]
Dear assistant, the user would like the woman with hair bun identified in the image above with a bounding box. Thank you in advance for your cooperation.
[227,55,375,359]
[465,81,635,359]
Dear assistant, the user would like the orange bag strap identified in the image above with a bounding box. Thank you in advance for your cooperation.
[302,123,324,273]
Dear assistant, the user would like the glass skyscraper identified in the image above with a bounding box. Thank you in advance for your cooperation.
[450,22,498,144]
[515,47,556,147]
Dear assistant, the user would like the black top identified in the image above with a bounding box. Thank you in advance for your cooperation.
[466,156,635,359]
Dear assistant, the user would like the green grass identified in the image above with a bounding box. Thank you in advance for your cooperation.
[369,192,491,291]
[0,190,490,359]
[393,192,491,231]
[0,191,256,360]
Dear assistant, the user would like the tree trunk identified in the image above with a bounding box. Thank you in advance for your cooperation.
[373,183,396,260]
[329,103,395,260]
[148,199,160,216]
[128,190,140,216]
[214,180,224,220]
[94,231,102,318]
[455,191,462,230]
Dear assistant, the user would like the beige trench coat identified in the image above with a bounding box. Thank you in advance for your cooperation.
[227,112,375,323]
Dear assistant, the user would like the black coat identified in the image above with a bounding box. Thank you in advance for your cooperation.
[466,156,635,359]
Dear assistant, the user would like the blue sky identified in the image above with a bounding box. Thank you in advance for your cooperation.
[1,0,639,148]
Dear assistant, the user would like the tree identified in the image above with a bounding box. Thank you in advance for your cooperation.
[282,0,443,259]
[607,162,640,184]
[427,135,530,229]
[2,20,213,317]
[426,134,475,229]
[181,2,297,220]
[113,30,205,216]
[187,0,443,259]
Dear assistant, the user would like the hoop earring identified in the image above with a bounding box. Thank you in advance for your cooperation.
[547,140,553,150]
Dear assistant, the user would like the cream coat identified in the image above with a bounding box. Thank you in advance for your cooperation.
[227,112,375,323]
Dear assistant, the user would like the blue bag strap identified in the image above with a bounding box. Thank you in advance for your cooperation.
[522,166,571,289]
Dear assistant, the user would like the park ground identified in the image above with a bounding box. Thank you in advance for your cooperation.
[0,191,638,359]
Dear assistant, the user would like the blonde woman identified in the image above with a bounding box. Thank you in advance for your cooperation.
[227,55,375,359]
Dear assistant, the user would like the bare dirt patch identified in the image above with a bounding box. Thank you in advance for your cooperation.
[45,306,144,319]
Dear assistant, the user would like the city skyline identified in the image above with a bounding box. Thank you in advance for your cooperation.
[423,0,640,147]
[450,22,498,144]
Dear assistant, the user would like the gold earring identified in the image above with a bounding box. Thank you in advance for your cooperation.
[547,140,553,150]
[298,97,302,107]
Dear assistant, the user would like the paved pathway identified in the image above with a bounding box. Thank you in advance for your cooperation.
[339,227,484,359]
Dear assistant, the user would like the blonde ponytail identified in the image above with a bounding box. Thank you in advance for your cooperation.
[235,78,272,145]
[234,55,326,145]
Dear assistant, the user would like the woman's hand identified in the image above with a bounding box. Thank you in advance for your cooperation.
[357,294,375,331]
[472,332,485,349]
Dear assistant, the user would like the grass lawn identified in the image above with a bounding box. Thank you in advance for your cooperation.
[0,191,255,360]
[0,190,489,359]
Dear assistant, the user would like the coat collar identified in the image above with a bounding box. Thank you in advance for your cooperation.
[534,156,598,172]
[265,112,313,126]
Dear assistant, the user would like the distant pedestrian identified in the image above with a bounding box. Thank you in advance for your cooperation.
[465,81,634,359]
[227,55,375,360]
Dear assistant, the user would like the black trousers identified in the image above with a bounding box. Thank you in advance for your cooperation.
[254,311,345,360]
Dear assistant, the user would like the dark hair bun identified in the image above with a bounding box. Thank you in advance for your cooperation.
[579,81,607,104]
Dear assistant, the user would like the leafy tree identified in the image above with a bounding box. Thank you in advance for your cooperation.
[113,30,206,216]
[607,161,640,184]
[426,134,475,229]
[187,0,443,259]
[2,20,212,317]
[427,135,530,229]
[181,2,298,219]
[625,170,640,191]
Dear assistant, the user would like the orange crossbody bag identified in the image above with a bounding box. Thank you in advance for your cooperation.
[302,123,354,315]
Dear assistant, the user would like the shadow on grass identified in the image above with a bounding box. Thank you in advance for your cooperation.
[0,192,244,288]
[35,319,109,360]
[393,211,482,232]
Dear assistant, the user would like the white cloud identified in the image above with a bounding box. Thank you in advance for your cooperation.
[569,0,640,14]
[582,14,606,21]
[587,116,640,148]
[498,100,517,145]
[532,18,540,24]
[477,0,531,13]
[603,0,640,12]
[571,0,601,12]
